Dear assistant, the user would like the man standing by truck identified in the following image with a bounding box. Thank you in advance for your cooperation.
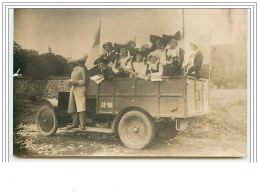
[67,56,88,130]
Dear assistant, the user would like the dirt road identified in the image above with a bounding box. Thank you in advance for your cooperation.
[13,89,247,158]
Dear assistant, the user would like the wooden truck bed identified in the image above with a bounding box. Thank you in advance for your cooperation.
[86,76,209,119]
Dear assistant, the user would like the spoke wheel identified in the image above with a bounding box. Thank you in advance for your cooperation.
[118,110,155,149]
[36,105,58,136]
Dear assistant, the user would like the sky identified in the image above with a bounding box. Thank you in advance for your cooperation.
[14,9,247,60]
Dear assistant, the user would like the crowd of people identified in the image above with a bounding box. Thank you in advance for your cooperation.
[88,31,204,80]
[66,31,204,130]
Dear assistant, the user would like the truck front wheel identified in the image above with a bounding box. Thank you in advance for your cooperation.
[36,105,58,136]
[118,110,155,149]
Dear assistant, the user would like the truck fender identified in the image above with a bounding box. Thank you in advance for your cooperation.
[38,98,58,109]
[46,98,58,108]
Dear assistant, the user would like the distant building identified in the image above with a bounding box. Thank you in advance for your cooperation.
[211,43,246,75]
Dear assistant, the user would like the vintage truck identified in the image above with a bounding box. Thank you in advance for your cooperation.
[36,76,209,149]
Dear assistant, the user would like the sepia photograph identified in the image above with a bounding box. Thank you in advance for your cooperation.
[13,8,247,158]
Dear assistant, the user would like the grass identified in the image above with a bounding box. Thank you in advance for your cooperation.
[13,89,247,158]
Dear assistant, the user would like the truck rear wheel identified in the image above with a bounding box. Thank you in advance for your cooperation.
[118,110,155,149]
[36,105,58,136]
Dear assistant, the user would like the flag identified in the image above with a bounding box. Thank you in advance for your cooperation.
[85,21,101,70]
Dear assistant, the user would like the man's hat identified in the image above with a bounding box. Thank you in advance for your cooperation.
[162,31,181,44]
[94,58,109,65]
[67,58,78,64]
[150,34,166,45]
[67,54,88,65]
[103,42,114,49]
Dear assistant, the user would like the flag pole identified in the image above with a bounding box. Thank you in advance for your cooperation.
[182,9,185,41]
[99,20,101,54]
[181,9,185,51]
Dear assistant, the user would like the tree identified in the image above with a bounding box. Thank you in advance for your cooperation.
[48,45,52,53]
[24,49,45,79]
[13,42,27,74]
[13,42,70,78]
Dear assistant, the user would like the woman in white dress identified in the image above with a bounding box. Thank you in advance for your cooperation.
[112,44,133,78]
[130,50,147,77]
[145,51,163,77]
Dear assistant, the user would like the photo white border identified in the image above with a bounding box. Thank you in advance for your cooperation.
[1,1,259,195]
[0,1,257,162]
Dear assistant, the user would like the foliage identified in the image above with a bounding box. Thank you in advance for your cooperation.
[13,42,71,79]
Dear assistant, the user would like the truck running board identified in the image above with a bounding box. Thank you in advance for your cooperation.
[58,126,114,134]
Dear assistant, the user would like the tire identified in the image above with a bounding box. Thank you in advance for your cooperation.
[118,110,155,149]
[155,121,178,139]
[36,105,58,136]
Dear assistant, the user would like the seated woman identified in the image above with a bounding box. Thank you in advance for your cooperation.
[186,42,204,79]
[130,50,147,77]
[149,34,166,58]
[101,42,118,65]
[145,51,163,77]
[126,40,137,56]
[90,58,115,80]
[161,31,185,77]
[112,44,133,78]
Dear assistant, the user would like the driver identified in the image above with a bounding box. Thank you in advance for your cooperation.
[67,56,87,130]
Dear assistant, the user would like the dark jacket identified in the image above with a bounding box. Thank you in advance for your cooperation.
[88,66,115,80]
[101,50,118,64]
[162,47,185,77]
[188,50,203,78]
